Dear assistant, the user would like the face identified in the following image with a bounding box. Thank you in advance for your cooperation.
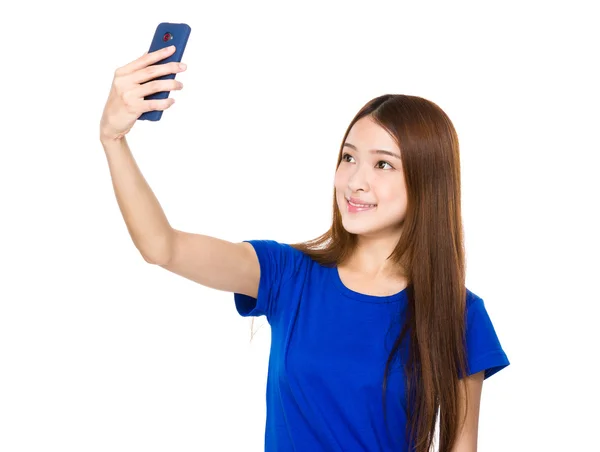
[334,115,408,238]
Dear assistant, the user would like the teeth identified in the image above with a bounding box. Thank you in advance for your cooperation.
[348,200,375,208]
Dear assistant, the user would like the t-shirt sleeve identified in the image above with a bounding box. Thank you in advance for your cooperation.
[233,239,300,321]
[463,296,510,380]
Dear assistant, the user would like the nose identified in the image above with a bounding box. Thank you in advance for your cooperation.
[347,162,370,193]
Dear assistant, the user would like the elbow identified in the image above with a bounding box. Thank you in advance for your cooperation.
[142,253,167,265]
[142,250,172,266]
[140,232,175,266]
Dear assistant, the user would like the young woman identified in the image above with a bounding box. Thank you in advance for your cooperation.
[100,46,510,452]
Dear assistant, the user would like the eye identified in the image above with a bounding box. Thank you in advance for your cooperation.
[341,153,355,163]
[376,161,394,170]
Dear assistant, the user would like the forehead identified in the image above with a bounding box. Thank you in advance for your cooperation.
[346,116,399,152]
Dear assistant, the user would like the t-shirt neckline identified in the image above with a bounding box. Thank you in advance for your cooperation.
[330,266,408,304]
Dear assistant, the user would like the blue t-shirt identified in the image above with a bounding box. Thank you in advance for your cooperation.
[233,240,510,451]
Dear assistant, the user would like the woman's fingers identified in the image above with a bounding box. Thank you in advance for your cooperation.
[138,97,176,113]
[129,60,186,85]
[115,45,177,78]
[131,79,183,99]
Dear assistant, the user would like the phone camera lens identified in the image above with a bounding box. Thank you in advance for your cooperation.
[162,32,173,42]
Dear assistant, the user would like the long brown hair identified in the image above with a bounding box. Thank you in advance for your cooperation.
[253,94,469,451]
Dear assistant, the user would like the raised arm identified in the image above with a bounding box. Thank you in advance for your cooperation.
[100,47,260,299]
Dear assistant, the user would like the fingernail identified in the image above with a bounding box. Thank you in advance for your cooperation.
[179,63,187,70]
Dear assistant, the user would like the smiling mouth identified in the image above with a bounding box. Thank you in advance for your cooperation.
[347,199,376,208]
[346,198,377,212]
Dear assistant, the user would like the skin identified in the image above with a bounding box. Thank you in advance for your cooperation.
[452,370,484,451]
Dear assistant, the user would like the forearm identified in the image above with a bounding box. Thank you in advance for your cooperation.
[101,136,173,264]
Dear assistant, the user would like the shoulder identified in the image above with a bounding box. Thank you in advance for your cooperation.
[465,287,486,314]
[244,240,312,279]
[234,240,313,320]
[246,239,304,255]
[465,287,482,305]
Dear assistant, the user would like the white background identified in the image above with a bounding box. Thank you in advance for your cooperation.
[1,0,598,450]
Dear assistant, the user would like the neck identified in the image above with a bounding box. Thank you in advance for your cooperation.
[344,232,405,279]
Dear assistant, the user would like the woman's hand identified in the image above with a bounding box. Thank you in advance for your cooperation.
[100,45,186,142]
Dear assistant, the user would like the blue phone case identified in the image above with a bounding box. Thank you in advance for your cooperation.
[138,22,191,121]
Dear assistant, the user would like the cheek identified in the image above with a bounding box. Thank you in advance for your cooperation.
[377,182,407,205]
[334,169,346,188]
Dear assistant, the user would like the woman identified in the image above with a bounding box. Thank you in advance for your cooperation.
[100,45,510,452]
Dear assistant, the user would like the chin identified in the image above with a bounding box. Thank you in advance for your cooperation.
[340,216,378,236]
[340,211,403,237]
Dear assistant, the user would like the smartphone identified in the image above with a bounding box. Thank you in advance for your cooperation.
[138,22,191,121]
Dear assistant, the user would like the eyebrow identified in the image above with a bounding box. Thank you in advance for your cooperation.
[343,142,401,160]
